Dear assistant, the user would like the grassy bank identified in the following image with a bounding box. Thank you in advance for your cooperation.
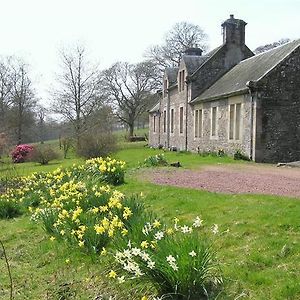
[1,141,300,299]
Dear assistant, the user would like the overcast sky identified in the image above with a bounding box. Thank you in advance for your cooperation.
[1,0,299,106]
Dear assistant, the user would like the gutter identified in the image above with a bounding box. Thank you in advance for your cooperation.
[246,80,257,161]
[191,88,248,104]
[167,89,170,148]
[185,81,188,151]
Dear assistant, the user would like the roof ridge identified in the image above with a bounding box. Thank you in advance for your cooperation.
[254,39,300,82]
[240,38,300,64]
[190,45,225,77]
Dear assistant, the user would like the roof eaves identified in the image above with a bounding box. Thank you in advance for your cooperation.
[190,88,248,104]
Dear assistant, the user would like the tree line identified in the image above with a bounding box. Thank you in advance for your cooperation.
[0,19,290,148]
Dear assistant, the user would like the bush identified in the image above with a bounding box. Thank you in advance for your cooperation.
[11,144,33,163]
[234,149,250,161]
[144,154,168,167]
[29,145,60,165]
[77,133,117,159]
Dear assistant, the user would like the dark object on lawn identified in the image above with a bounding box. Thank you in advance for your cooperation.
[158,144,163,149]
[170,161,182,167]
[170,146,177,152]
[128,136,146,142]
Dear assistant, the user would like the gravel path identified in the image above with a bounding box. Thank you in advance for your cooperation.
[150,164,300,198]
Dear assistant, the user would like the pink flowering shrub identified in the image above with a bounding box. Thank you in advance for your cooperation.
[11,144,34,163]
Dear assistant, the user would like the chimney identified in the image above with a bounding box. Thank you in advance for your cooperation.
[184,47,203,56]
[221,14,247,45]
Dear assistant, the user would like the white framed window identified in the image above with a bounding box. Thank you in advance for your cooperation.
[163,110,167,133]
[163,79,168,97]
[153,115,156,133]
[194,108,203,138]
[179,106,184,134]
[211,106,218,138]
[170,108,174,133]
[178,70,185,92]
[229,103,242,140]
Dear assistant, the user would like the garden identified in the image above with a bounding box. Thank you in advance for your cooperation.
[0,139,300,299]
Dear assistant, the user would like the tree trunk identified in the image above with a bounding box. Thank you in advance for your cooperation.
[129,123,134,137]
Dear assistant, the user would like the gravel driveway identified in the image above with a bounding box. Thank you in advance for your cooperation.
[150,164,300,198]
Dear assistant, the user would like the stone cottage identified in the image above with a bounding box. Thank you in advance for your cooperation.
[148,15,300,163]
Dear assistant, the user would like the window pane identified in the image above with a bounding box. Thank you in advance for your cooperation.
[211,107,217,136]
[235,103,241,140]
[194,110,199,138]
[199,109,203,137]
[163,110,166,133]
[153,116,156,133]
[229,104,234,140]
[180,107,183,134]
[170,109,174,133]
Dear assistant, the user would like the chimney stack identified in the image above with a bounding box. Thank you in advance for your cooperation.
[184,47,203,56]
[221,14,247,46]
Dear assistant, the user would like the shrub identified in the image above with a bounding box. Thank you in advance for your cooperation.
[77,133,117,159]
[234,149,250,161]
[29,145,60,165]
[11,144,33,163]
[217,148,226,157]
[144,154,168,167]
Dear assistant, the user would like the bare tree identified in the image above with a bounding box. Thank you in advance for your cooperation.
[254,38,291,54]
[102,61,160,137]
[0,58,13,132]
[8,58,36,144]
[52,46,102,146]
[145,21,208,70]
[36,105,47,144]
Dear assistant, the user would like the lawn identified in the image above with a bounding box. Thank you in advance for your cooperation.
[1,141,300,299]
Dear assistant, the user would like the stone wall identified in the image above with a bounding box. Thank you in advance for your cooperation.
[254,47,300,163]
[187,94,252,157]
[152,85,188,151]
[148,113,160,147]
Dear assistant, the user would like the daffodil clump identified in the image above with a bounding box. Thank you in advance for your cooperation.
[109,216,223,299]
[85,157,126,185]
[143,154,168,167]
[31,183,133,253]
[0,157,126,220]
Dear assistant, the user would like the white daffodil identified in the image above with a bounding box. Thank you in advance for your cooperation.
[166,255,176,263]
[212,224,219,235]
[154,231,164,240]
[193,216,203,227]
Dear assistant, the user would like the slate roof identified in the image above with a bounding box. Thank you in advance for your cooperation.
[182,55,209,75]
[149,102,160,113]
[190,45,223,77]
[165,45,224,86]
[165,67,179,85]
[192,39,300,103]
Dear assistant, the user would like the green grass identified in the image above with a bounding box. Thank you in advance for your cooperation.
[1,140,300,299]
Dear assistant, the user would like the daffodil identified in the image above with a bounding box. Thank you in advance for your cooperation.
[108,270,117,279]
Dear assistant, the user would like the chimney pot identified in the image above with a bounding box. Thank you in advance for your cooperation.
[230,14,234,19]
